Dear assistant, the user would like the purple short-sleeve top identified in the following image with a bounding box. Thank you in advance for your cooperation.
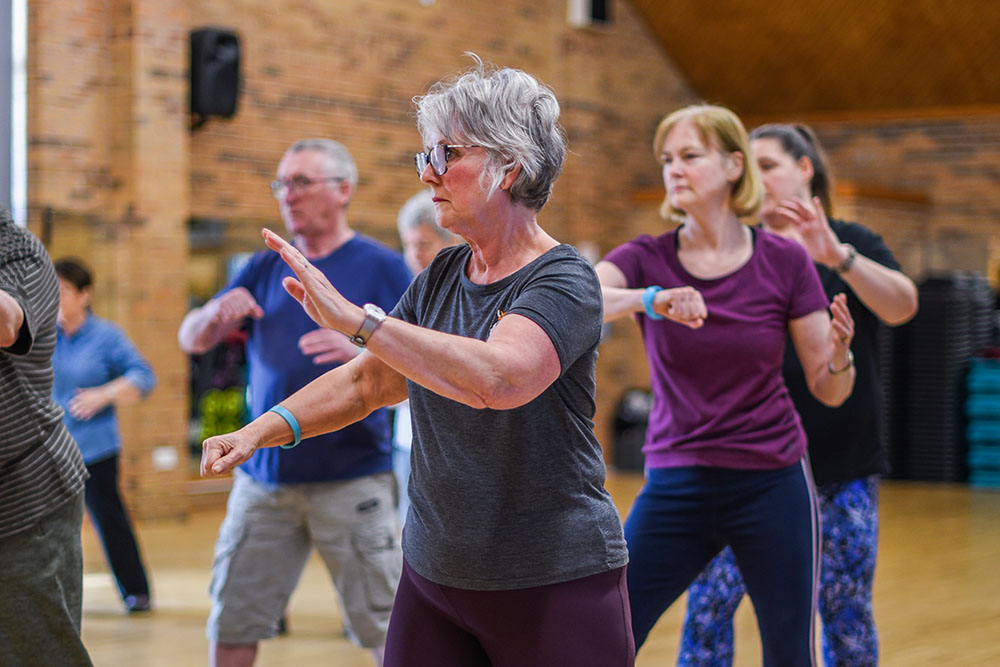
[604,226,828,470]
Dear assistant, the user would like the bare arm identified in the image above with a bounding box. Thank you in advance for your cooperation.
[828,251,918,326]
[596,261,636,322]
[788,294,856,407]
[595,260,706,327]
[202,350,408,476]
[366,312,561,410]
[778,197,918,325]
[177,287,263,354]
[266,228,563,412]
[0,289,24,348]
[68,377,145,420]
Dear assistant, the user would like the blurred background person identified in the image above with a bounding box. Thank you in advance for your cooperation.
[0,211,92,665]
[597,104,856,665]
[178,138,411,667]
[678,122,918,666]
[53,257,157,614]
[392,189,456,526]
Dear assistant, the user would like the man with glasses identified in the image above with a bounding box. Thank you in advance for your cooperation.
[178,138,411,667]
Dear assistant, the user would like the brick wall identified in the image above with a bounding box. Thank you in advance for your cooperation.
[791,112,1000,283]
[28,0,191,519]
[186,0,695,250]
[29,1,999,515]
[27,0,697,513]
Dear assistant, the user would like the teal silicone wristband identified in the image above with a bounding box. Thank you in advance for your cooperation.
[643,286,665,320]
[268,405,302,449]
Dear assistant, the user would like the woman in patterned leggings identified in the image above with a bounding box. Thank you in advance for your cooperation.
[678,123,918,667]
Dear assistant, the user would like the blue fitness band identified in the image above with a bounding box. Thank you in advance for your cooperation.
[268,405,302,449]
[643,285,665,320]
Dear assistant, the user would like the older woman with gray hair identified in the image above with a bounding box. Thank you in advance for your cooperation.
[200,57,633,666]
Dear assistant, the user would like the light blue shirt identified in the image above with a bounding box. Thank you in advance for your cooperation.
[52,314,156,465]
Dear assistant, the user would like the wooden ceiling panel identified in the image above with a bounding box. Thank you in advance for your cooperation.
[627,0,1000,115]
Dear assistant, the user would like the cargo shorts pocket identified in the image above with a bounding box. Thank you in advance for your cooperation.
[208,517,251,601]
[351,516,402,613]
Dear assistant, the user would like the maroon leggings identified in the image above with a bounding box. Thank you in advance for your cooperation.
[384,559,634,667]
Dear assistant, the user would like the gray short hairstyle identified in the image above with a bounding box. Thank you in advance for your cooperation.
[286,138,358,189]
[397,189,451,242]
[414,55,566,212]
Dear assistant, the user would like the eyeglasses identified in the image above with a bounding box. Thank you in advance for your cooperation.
[414,144,479,177]
[270,176,344,199]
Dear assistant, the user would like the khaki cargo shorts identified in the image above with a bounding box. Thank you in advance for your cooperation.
[207,470,401,647]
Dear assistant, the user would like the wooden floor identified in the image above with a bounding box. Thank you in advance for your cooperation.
[80,473,1000,666]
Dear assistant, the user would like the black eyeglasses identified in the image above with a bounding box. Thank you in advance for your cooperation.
[270,176,344,199]
[414,144,479,177]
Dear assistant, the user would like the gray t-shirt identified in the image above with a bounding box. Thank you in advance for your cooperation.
[392,243,628,590]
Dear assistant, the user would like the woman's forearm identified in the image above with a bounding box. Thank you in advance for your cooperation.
[809,348,856,407]
[256,353,407,447]
[200,353,407,477]
[601,285,645,322]
[105,377,144,407]
[364,315,560,411]
[790,309,856,408]
[838,254,918,326]
[264,229,560,412]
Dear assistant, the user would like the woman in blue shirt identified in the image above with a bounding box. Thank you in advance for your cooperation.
[53,258,157,614]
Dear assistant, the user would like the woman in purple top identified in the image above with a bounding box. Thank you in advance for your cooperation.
[597,105,856,665]
[678,124,918,666]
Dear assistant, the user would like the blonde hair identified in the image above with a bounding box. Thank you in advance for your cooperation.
[652,104,762,221]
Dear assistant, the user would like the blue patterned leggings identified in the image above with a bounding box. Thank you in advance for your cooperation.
[678,476,879,667]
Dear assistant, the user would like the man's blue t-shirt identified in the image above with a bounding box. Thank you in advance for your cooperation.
[221,234,411,484]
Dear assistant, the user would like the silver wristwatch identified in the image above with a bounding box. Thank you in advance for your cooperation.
[348,303,387,347]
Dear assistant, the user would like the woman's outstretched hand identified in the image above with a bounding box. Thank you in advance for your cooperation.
[262,228,356,335]
[775,196,844,268]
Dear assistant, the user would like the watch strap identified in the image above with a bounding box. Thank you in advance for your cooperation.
[349,305,385,347]
[828,349,855,375]
[833,244,857,275]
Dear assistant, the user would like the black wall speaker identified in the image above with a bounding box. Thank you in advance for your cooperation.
[567,0,611,28]
[190,28,240,118]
